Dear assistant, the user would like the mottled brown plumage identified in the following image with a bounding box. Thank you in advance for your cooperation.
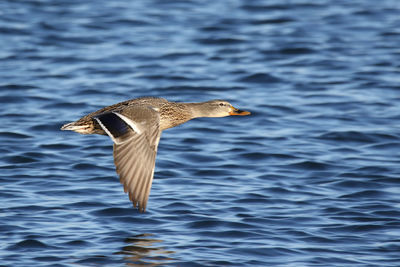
[61,97,250,212]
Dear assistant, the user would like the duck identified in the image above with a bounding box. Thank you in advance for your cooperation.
[61,97,250,212]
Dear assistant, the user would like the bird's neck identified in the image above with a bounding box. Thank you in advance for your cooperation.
[188,102,213,118]
[159,103,196,130]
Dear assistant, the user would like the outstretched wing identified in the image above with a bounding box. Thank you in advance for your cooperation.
[94,106,161,212]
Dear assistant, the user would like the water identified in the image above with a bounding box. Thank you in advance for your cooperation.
[1,0,400,266]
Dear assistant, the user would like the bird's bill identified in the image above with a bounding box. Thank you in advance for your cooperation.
[229,107,251,116]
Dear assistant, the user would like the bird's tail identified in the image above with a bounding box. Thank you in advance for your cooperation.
[61,121,93,134]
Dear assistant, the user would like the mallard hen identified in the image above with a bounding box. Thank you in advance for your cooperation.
[61,97,250,212]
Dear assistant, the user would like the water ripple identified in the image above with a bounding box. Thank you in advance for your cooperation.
[1,0,400,266]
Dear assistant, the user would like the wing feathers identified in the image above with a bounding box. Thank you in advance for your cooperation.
[96,106,160,212]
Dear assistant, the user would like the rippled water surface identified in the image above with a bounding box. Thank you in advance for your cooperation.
[1,0,400,266]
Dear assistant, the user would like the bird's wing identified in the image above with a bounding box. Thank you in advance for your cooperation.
[94,106,161,212]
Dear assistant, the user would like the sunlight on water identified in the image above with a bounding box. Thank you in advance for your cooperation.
[1,0,400,266]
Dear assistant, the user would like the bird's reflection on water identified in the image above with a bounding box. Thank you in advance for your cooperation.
[116,233,174,266]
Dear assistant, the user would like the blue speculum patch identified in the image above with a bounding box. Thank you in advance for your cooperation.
[96,113,130,138]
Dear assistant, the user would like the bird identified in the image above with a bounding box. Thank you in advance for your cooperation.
[61,97,250,212]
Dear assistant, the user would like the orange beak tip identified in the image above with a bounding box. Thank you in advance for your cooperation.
[229,110,251,116]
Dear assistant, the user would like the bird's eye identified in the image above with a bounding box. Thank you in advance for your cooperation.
[219,103,225,106]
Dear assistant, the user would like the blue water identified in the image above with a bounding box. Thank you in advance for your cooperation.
[1,0,400,266]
